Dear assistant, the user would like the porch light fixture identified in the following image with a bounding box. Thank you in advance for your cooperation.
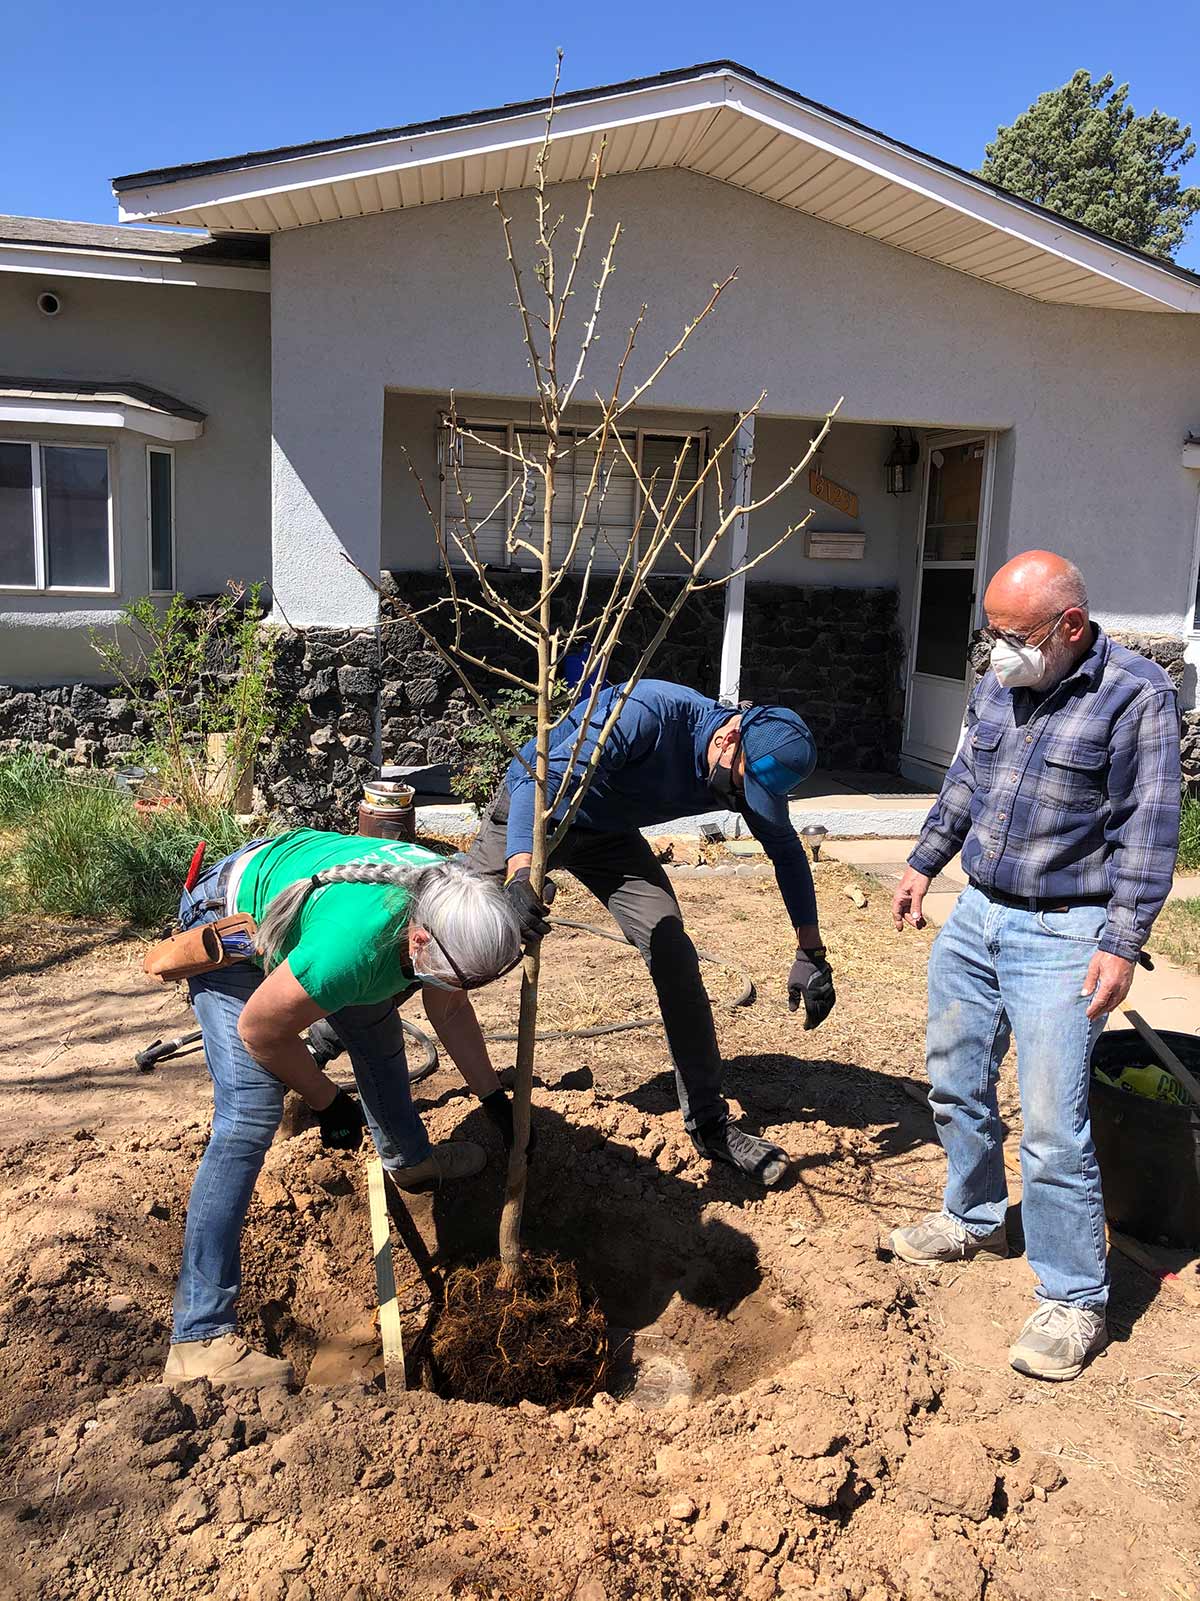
[884,429,920,495]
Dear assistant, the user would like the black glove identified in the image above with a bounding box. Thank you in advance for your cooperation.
[787,946,835,1031]
[503,867,556,942]
[306,1018,345,1069]
[317,1087,366,1151]
[480,1087,536,1159]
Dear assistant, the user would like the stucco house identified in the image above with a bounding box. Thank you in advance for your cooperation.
[3,60,1200,799]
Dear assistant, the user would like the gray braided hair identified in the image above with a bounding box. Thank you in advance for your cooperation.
[255,855,520,986]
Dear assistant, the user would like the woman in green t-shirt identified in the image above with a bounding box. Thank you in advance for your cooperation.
[163,829,523,1390]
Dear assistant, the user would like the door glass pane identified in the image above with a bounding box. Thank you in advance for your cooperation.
[0,443,36,586]
[149,450,174,591]
[923,441,984,561]
[915,568,976,678]
[43,446,110,588]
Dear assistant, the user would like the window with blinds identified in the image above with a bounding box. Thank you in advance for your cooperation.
[439,419,704,575]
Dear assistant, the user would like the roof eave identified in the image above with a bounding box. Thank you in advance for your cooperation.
[112,63,1200,315]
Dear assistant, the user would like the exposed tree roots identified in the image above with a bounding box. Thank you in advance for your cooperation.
[431,1252,608,1409]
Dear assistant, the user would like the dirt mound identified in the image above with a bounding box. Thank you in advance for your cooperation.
[1,872,1198,1600]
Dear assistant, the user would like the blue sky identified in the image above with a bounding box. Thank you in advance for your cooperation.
[3,0,1197,268]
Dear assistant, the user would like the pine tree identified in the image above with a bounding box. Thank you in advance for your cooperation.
[980,70,1200,261]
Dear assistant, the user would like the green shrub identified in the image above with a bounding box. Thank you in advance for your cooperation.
[450,688,541,813]
[1,775,259,927]
[1179,794,1200,872]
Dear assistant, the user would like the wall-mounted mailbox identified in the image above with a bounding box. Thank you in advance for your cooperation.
[805,529,866,560]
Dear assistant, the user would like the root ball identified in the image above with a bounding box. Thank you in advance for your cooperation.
[431,1252,608,1409]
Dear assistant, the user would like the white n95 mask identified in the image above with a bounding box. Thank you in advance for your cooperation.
[990,638,1047,690]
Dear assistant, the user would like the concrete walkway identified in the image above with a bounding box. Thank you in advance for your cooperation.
[825,837,1200,1040]
[414,768,938,843]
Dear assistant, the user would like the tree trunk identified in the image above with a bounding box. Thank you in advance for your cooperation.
[496,428,557,1288]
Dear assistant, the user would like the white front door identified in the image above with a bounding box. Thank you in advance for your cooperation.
[902,435,994,780]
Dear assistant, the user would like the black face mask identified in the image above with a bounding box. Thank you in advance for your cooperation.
[708,758,739,808]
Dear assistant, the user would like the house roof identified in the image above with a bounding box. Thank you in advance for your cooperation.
[111,61,1200,315]
[0,376,206,420]
[0,214,268,266]
[0,376,206,441]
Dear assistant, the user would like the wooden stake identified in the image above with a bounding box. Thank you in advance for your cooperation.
[1122,1010,1200,1110]
[366,1156,406,1393]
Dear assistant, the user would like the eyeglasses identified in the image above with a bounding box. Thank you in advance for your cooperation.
[979,609,1069,651]
[424,930,524,991]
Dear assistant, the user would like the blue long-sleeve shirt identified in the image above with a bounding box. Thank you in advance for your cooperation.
[909,628,1180,961]
[504,679,819,928]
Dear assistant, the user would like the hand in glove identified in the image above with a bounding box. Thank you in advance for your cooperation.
[787,945,835,1031]
[316,1087,366,1151]
[481,1086,536,1159]
[503,867,557,942]
[306,1017,344,1069]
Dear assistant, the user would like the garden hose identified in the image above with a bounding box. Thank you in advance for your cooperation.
[475,917,756,1046]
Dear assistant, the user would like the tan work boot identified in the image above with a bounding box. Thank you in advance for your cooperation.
[164,1333,293,1388]
[388,1139,487,1192]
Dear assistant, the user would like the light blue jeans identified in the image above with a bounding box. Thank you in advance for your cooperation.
[171,845,433,1343]
[926,885,1109,1309]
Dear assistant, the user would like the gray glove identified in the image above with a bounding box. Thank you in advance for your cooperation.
[787,946,835,1030]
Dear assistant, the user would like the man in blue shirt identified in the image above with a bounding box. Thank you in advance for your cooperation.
[890,551,1180,1381]
[468,679,836,1188]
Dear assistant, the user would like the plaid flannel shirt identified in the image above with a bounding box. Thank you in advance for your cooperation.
[909,627,1181,962]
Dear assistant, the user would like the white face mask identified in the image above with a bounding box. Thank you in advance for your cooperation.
[990,638,1048,690]
[989,614,1067,691]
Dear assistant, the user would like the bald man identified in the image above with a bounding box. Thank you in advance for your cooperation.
[890,551,1180,1380]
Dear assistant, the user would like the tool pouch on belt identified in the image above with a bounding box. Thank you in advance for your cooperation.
[143,914,258,982]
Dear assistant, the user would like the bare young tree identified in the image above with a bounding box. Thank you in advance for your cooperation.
[383,56,841,1286]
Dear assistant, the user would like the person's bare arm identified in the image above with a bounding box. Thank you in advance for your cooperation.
[421,986,502,1099]
[237,962,338,1110]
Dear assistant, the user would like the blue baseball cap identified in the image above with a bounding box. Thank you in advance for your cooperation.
[738,705,817,823]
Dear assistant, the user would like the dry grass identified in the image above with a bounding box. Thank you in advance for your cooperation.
[1152,897,1200,974]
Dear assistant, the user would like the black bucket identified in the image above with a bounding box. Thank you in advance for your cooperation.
[1090,1030,1200,1249]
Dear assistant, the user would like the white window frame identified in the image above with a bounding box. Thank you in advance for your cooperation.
[437,416,707,573]
[0,437,116,595]
[146,445,176,595]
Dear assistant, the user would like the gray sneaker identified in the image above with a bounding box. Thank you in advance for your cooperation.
[692,1118,791,1188]
[889,1211,1009,1265]
[388,1139,487,1192]
[1009,1302,1107,1381]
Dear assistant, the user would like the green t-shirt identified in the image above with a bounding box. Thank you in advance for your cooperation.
[234,829,443,1013]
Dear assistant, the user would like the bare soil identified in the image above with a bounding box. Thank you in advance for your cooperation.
[1,860,1197,1601]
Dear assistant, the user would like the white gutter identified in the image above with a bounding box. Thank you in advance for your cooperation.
[113,67,1200,314]
[0,399,204,442]
[0,243,269,293]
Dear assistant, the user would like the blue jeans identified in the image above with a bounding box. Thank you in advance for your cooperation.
[926,885,1109,1309]
[171,844,433,1343]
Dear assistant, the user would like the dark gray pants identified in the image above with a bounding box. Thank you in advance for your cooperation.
[468,792,727,1134]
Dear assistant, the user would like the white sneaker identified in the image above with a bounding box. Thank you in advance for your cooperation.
[1009,1302,1107,1381]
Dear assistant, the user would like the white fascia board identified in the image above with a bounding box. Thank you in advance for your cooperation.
[115,64,1200,315]
[0,399,204,441]
[0,243,268,293]
[114,73,729,223]
[1184,441,1200,469]
[726,77,1200,315]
